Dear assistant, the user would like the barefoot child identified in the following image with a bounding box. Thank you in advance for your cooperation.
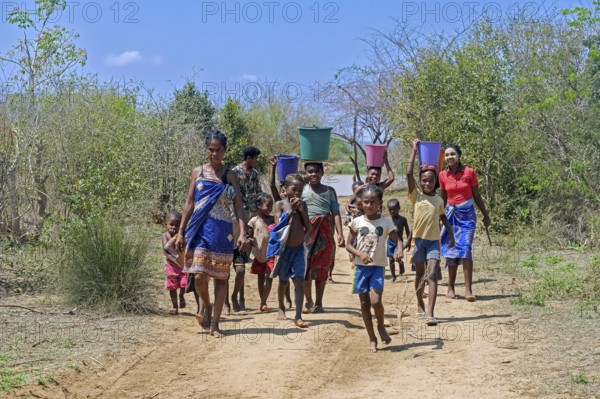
[268,156,294,308]
[267,174,311,328]
[248,193,276,311]
[407,139,455,326]
[346,185,403,352]
[162,211,188,315]
[386,199,412,281]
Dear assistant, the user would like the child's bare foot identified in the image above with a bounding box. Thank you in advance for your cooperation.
[239,298,246,310]
[327,277,334,283]
[224,302,231,316]
[391,276,397,283]
[179,297,186,308]
[200,307,212,331]
[194,313,203,325]
[210,328,224,338]
[368,340,378,353]
[294,319,309,328]
[260,304,269,312]
[446,289,456,299]
[312,305,325,314]
[169,308,178,315]
[286,299,293,310]
[302,302,314,314]
[231,296,241,312]
[377,325,392,344]
[277,308,287,320]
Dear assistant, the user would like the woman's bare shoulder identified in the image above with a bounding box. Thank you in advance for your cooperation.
[190,166,204,179]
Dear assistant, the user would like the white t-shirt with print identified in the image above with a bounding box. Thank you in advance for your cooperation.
[349,215,397,267]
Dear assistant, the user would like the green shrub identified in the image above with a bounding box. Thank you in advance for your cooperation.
[521,254,540,269]
[579,256,600,314]
[0,369,26,391]
[61,218,156,313]
[545,255,564,266]
[511,290,546,306]
[572,372,589,384]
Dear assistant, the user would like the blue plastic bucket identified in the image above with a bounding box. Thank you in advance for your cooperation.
[276,154,300,181]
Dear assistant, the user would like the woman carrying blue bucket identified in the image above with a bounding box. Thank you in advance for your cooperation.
[439,144,490,302]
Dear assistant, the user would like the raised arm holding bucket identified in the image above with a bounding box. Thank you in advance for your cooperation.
[347,146,395,210]
[365,145,395,190]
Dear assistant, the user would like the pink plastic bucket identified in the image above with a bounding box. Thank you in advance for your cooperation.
[365,144,387,167]
[418,141,442,167]
[276,154,300,181]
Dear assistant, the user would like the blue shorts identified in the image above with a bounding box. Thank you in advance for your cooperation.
[352,265,384,294]
[387,239,397,258]
[412,238,440,263]
[274,244,306,282]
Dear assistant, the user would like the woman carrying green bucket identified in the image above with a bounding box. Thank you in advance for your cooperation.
[302,161,345,313]
[298,126,345,313]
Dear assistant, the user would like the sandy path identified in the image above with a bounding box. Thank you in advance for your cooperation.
[6,243,530,399]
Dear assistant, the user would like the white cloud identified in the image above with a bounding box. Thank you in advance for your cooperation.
[240,74,258,82]
[105,51,143,67]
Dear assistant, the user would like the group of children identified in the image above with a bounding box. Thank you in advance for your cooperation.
[162,140,456,352]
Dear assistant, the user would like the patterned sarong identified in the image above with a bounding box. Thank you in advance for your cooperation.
[305,214,335,282]
[441,198,476,266]
[183,177,235,280]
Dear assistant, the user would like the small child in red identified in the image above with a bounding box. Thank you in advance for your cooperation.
[162,211,187,315]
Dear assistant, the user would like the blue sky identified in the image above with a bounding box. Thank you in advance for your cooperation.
[0,0,581,100]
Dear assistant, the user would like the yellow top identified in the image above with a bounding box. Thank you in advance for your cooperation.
[408,189,445,241]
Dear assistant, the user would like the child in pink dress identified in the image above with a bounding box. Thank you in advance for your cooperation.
[162,211,187,315]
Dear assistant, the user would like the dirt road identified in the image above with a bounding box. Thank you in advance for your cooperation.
[3,241,546,399]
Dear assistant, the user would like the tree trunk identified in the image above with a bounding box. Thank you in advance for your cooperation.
[7,165,20,239]
[352,111,360,181]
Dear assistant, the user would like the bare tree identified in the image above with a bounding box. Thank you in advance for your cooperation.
[327,71,397,181]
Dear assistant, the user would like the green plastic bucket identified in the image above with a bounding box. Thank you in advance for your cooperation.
[299,126,332,161]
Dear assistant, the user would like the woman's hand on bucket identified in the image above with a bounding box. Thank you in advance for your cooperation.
[412,138,421,151]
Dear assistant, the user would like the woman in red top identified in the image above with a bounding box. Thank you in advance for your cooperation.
[439,144,490,301]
